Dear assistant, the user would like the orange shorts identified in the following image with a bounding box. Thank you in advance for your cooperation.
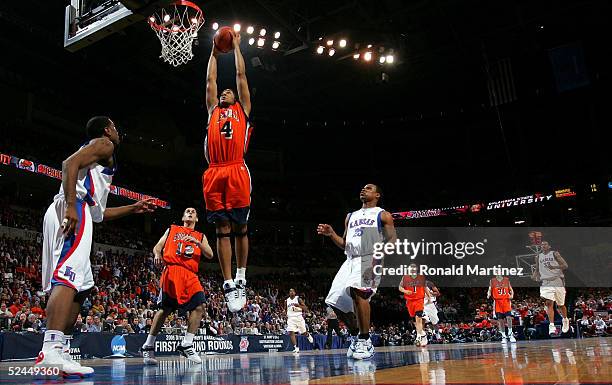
[159,265,204,311]
[494,299,512,317]
[406,299,425,318]
[202,161,251,224]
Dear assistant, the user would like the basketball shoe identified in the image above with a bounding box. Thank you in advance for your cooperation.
[234,278,247,309]
[346,336,357,358]
[62,348,94,377]
[141,345,158,365]
[35,346,93,378]
[352,338,374,360]
[509,334,517,343]
[562,318,570,333]
[177,344,202,364]
[224,285,242,313]
[549,323,557,336]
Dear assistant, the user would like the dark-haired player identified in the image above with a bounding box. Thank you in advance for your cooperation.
[487,275,516,343]
[36,116,156,376]
[286,288,314,353]
[204,29,252,313]
[318,184,396,360]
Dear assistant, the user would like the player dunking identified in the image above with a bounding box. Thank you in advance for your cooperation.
[318,184,396,360]
[141,208,213,364]
[204,31,252,312]
[532,240,570,335]
[286,288,314,353]
[399,265,430,347]
[35,117,156,376]
[487,275,516,343]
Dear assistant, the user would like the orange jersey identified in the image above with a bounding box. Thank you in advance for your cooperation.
[205,102,252,165]
[490,277,512,299]
[401,274,426,301]
[162,225,204,274]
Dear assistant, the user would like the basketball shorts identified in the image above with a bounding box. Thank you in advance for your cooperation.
[540,286,566,306]
[325,255,378,314]
[158,265,205,313]
[42,197,94,293]
[287,316,307,334]
[423,302,439,325]
[493,299,512,318]
[202,161,251,224]
[405,299,425,318]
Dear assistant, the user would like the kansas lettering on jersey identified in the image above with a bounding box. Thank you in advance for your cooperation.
[490,277,512,299]
[345,207,384,257]
[162,225,204,274]
[204,102,252,165]
[538,251,564,282]
[402,275,426,301]
[286,296,303,318]
[57,145,116,223]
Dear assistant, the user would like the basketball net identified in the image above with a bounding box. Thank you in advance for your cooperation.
[148,1,204,67]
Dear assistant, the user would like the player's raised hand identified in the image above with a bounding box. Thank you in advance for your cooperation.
[183,235,201,246]
[132,198,157,214]
[317,224,334,236]
[232,31,241,49]
[62,204,79,237]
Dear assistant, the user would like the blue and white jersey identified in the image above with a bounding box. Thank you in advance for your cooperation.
[344,207,384,258]
[56,145,116,223]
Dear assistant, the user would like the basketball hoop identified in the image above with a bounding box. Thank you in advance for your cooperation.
[148,1,204,67]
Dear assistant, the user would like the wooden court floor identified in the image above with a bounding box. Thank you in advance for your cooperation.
[0,337,609,384]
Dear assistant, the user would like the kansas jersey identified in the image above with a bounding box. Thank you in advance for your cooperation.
[538,251,564,282]
[204,102,252,165]
[162,225,204,274]
[286,296,303,318]
[344,207,384,257]
[56,146,115,223]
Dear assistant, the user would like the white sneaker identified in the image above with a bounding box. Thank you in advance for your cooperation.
[141,345,158,365]
[307,334,314,344]
[224,286,242,313]
[346,336,357,358]
[352,338,374,360]
[35,346,93,378]
[549,323,557,336]
[177,344,202,364]
[62,350,94,377]
[414,335,422,347]
[501,336,508,344]
[234,278,247,309]
[509,334,516,343]
[562,318,570,333]
[419,333,428,347]
[292,346,300,354]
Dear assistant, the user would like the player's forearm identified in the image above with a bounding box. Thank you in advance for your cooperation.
[102,204,137,221]
[199,242,214,259]
[61,160,80,206]
[329,232,345,250]
[234,45,246,77]
[207,50,218,81]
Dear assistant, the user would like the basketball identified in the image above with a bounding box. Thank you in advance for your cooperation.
[214,26,234,53]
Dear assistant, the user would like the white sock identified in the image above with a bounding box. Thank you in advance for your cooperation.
[182,332,195,347]
[143,334,157,348]
[223,280,236,290]
[500,330,507,338]
[63,335,71,353]
[236,268,246,282]
[43,330,64,351]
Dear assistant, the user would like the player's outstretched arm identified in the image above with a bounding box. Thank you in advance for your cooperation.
[153,228,170,267]
[381,211,397,244]
[61,137,114,235]
[103,198,156,221]
[206,45,220,114]
[508,282,514,299]
[232,32,251,116]
[553,251,568,270]
[317,214,349,250]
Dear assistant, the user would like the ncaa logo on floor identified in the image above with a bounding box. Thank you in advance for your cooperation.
[111,335,126,357]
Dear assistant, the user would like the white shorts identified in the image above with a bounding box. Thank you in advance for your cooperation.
[42,198,94,293]
[423,302,439,325]
[540,286,566,306]
[325,256,378,314]
[287,316,307,334]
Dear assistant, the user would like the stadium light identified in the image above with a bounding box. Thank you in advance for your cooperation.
[163,14,171,22]
[272,41,280,49]
[233,23,241,32]
[149,16,155,23]
[259,28,266,36]
[379,56,386,63]
[212,22,219,30]
[339,39,347,48]
[328,48,335,56]
[326,39,334,46]
[247,26,254,34]
[257,38,265,47]
[274,31,281,39]
[248,37,255,45]
[364,51,372,61]
[353,53,360,59]
[316,46,324,54]
[386,55,394,64]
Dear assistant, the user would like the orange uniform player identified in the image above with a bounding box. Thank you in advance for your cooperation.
[488,275,516,343]
[141,208,213,365]
[204,30,252,313]
[399,269,430,346]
